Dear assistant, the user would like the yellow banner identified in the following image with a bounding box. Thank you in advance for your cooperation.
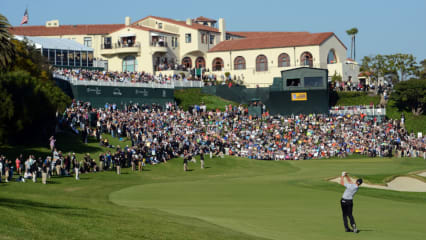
[291,92,307,101]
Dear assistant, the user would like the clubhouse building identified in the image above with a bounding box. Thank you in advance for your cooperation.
[11,16,359,87]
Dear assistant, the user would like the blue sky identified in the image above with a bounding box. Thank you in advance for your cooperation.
[2,0,426,62]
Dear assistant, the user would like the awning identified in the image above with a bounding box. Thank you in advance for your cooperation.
[120,33,136,38]
[14,35,93,51]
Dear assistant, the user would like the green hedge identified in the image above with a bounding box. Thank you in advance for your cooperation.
[174,88,239,111]
[334,92,380,106]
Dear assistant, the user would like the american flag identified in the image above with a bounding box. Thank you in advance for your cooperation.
[20,8,29,25]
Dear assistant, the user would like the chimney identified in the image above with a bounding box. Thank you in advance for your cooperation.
[125,16,131,26]
[218,18,226,42]
[45,20,60,27]
[186,18,192,26]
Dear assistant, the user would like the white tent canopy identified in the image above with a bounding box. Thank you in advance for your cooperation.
[15,35,93,51]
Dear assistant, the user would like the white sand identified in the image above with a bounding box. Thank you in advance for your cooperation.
[329,176,426,192]
[417,171,426,177]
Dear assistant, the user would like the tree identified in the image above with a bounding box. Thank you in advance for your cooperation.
[360,54,418,82]
[416,59,426,79]
[346,28,358,60]
[360,55,375,81]
[385,54,418,81]
[391,78,426,116]
[360,54,387,81]
[360,56,371,73]
[331,71,342,82]
[0,37,71,144]
[0,71,71,144]
[0,14,16,71]
[11,39,51,82]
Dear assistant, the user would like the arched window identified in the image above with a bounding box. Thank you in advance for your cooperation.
[212,57,224,71]
[278,53,290,67]
[123,55,137,72]
[300,52,313,67]
[234,56,246,70]
[327,49,337,64]
[256,55,268,71]
[195,57,205,68]
[182,57,192,69]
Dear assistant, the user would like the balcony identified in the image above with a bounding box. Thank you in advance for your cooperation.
[150,41,168,53]
[100,42,141,55]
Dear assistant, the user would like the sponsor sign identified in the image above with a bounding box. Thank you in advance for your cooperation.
[291,92,307,101]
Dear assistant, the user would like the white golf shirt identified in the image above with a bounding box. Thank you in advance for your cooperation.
[342,183,359,200]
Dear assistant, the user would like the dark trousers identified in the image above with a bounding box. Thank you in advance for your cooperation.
[341,198,356,230]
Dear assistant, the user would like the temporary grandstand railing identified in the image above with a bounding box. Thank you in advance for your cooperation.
[53,73,204,89]
[329,107,386,116]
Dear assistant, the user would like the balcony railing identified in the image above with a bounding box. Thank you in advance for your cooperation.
[150,41,168,47]
[101,41,141,50]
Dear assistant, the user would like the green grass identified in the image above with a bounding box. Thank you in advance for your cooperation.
[335,92,380,106]
[174,88,239,111]
[386,99,426,134]
[1,134,426,240]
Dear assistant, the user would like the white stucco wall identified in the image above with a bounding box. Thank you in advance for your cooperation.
[206,45,322,87]
[31,18,357,82]
[319,35,346,69]
[138,17,222,66]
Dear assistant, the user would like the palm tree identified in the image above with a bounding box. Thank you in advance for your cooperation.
[346,28,358,60]
[0,14,16,71]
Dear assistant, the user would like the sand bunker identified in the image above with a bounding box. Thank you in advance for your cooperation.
[417,171,426,177]
[329,176,426,192]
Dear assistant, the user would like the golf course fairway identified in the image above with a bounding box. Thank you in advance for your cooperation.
[1,154,426,240]
[110,157,426,240]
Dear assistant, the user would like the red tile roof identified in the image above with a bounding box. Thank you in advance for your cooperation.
[209,32,338,52]
[119,25,178,35]
[10,24,125,36]
[228,31,309,38]
[194,16,217,22]
[133,16,219,33]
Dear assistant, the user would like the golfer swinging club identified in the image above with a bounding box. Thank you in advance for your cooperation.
[340,171,362,233]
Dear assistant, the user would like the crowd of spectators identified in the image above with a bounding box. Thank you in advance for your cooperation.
[53,68,243,87]
[66,101,425,161]
[331,80,370,92]
[53,68,203,85]
[1,100,424,184]
[0,148,140,183]
[330,79,393,98]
